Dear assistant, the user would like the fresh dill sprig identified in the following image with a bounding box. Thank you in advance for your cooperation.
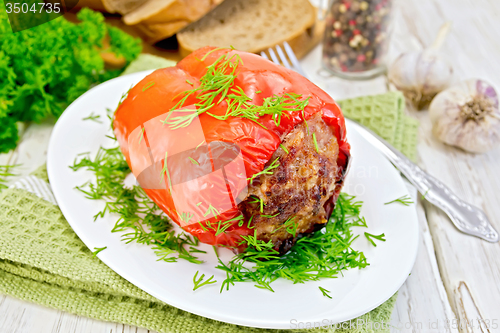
[214,220,234,237]
[160,152,172,188]
[421,189,430,200]
[284,217,299,237]
[188,157,199,165]
[193,271,217,291]
[280,144,289,154]
[319,286,332,299]
[92,246,107,258]
[138,127,145,144]
[272,217,298,236]
[0,164,18,190]
[82,112,102,123]
[142,81,155,92]
[364,232,386,247]
[312,133,319,152]
[261,213,279,218]
[247,158,280,183]
[248,195,265,213]
[384,195,413,206]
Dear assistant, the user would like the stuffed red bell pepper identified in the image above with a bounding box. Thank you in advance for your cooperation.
[113,47,350,254]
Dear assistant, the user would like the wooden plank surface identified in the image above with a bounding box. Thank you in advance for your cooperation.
[1,0,500,332]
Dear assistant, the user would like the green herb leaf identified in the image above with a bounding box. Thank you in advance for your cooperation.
[142,81,155,92]
[92,246,107,258]
[193,271,217,291]
[319,286,332,299]
[384,195,413,206]
[247,158,280,183]
[364,232,386,247]
[188,157,199,165]
[280,144,289,154]
[312,133,319,152]
[82,112,102,123]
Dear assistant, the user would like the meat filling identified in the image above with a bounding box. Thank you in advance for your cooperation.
[239,113,343,254]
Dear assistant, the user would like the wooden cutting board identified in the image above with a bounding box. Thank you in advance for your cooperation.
[66,3,324,64]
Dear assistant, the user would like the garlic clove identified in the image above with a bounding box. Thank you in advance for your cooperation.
[429,79,500,153]
[388,49,454,110]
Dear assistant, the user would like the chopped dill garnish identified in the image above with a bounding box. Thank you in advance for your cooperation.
[161,51,310,130]
[261,213,279,218]
[196,140,205,150]
[280,144,289,154]
[284,217,299,236]
[73,139,372,290]
[193,271,217,291]
[384,195,413,206]
[138,127,145,144]
[82,112,102,123]
[364,232,386,247]
[71,143,203,264]
[215,220,233,236]
[319,286,332,299]
[203,204,220,217]
[272,217,298,236]
[188,157,199,165]
[142,81,155,92]
[248,195,265,213]
[186,79,194,85]
[313,133,319,152]
[117,87,132,109]
[0,164,18,190]
[421,189,430,200]
[216,193,370,292]
[196,202,202,206]
[160,152,172,188]
[92,246,107,258]
[247,158,280,183]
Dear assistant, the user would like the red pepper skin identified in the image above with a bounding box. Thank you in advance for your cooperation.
[113,47,350,249]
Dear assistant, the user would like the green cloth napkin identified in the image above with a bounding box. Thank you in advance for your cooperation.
[338,92,419,161]
[0,54,418,333]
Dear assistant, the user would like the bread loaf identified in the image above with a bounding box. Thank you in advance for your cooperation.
[79,0,225,43]
[177,0,319,58]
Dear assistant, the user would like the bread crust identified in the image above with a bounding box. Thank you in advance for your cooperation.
[177,0,322,59]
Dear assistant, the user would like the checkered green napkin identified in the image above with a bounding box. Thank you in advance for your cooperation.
[0,54,418,333]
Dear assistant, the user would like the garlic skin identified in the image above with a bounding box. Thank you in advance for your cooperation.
[429,79,500,153]
[388,49,454,110]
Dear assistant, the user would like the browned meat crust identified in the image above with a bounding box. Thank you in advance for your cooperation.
[239,113,342,254]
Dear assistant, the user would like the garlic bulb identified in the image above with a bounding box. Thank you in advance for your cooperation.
[388,22,454,110]
[429,79,500,153]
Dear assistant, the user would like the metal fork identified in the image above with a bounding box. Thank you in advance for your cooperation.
[260,42,309,78]
[261,43,499,243]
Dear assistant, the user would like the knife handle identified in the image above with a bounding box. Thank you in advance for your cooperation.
[394,152,499,243]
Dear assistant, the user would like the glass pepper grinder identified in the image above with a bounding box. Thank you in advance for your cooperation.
[322,0,393,80]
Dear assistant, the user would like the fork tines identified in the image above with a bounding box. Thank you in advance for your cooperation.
[260,42,308,79]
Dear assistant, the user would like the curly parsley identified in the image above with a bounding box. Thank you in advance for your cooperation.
[0,8,141,153]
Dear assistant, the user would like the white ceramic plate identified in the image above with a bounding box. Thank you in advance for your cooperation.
[47,71,419,330]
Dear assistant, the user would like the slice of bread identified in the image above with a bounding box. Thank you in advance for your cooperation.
[177,0,319,58]
[129,0,225,43]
